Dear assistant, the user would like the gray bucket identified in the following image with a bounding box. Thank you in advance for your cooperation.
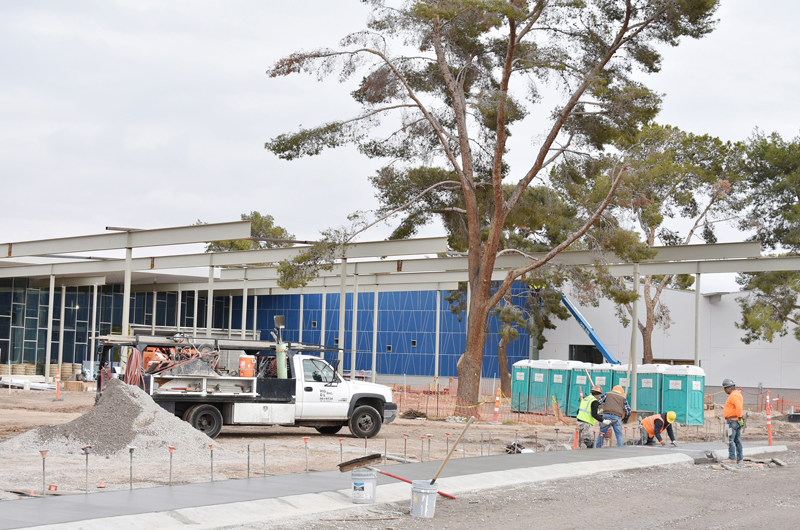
[410,479,438,518]
[351,468,377,504]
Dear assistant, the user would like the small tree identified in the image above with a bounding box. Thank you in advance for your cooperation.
[266,1,719,406]
[202,211,295,252]
[736,132,800,342]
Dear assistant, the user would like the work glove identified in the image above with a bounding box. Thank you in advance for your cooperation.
[622,415,630,424]
[738,419,744,427]
[602,419,612,425]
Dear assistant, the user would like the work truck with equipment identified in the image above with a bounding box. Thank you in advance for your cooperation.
[95,317,397,438]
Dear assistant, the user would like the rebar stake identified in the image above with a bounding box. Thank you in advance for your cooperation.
[247,444,251,479]
[427,434,432,461]
[339,438,344,463]
[403,434,408,462]
[263,443,266,477]
[445,433,450,455]
[39,450,48,497]
[168,446,175,486]
[480,432,484,456]
[304,437,310,472]
[420,436,425,462]
[128,446,136,490]
[209,444,214,482]
[82,445,91,494]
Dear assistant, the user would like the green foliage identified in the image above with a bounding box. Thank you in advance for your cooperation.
[736,265,800,343]
[201,212,294,252]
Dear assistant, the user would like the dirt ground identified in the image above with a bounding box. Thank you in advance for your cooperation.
[1,388,799,499]
[237,445,800,530]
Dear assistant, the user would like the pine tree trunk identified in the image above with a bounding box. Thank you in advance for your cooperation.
[455,303,490,416]
[497,337,511,396]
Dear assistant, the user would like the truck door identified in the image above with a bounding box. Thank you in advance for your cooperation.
[298,358,350,419]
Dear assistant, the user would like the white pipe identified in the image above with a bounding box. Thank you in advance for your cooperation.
[252,295,258,340]
[371,288,378,383]
[337,258,347,374]
[227,294,233,339]
[44,274,55,382]
[90,283,98,366]
[57,284,66,371]
[350,273,359,380]
[151,290,157,334]
[241,279,248,339]
[176,286,182,331]
[206,267,215,337]
[694,272,701,366]
[121,245,132,337]
[298,293,304,343]
[320,287,326,347]
[434,288,441,387]
[192,289,198,340]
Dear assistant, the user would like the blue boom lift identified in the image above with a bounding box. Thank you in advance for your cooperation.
[560,294,621,365]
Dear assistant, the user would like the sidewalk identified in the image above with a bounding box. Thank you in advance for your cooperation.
[0,442,786,530]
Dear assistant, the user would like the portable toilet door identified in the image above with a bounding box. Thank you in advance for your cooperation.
[636,364,666,416]
[511,361,532,412]
[612,364,630,393]
[547,360,571,416]
[566,361,592,417]
[588,364,613,394]
[686,366,706,426]
[527,360,551,414]
[662,365,692,424]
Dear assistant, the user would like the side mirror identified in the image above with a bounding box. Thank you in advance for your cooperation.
[274,315,285,329]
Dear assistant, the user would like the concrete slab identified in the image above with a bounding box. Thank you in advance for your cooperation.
[0,442,785,530]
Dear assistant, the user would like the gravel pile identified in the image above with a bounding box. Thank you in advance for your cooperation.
[0,379,219,458]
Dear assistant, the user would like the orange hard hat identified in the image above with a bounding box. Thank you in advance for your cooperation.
[612,385,625,396]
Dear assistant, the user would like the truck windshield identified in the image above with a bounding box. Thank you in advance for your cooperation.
[303,358,336,383]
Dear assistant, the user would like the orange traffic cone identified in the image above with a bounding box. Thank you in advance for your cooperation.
[489,386,502,424]
[97,481,106,489]
[573,424,579,450]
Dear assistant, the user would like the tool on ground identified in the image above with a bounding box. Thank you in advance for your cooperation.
[337,453,455,499]
[430,416,475,486]
[39,450,48,497]
[82,445,91,494]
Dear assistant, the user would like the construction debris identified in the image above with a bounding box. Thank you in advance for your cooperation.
[772,458,788,467]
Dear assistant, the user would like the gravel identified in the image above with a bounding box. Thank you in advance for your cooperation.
[0,379,219,458]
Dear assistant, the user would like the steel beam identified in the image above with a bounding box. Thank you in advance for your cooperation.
[0,221,251,258]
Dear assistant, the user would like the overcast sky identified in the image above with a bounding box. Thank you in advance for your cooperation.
[1,1,798,292]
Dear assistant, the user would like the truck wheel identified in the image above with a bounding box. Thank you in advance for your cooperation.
[185,404,223,438]
[315,426,342,435]
[348,405,382,438]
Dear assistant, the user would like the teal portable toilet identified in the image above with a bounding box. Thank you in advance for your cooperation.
[511,360,532,412]
[588,363,613,394]
[566,361,592,417]
[612,364,630,392]
[635,364,666,416]
[547,360,571,415]
[662,365,705,425]
[687,366,706,426]
[527,359,551,413]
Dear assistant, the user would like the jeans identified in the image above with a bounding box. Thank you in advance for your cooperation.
[596,413,623,447]
[727,419,743,461]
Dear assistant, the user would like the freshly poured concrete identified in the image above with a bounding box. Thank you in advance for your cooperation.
[0,442,785,530]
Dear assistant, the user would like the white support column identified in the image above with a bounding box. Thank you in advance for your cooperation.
[371,288,378,383]
[434,288,441,387]
[57,284,66,371]
[44,275,55,382]
[151,290,157,334]
[350,273,359,380]
[241,279,248,339]
[629,264,640,411]
[694,272,701,366]
[337,258,347,374]
[252,295,258,340]
[192,289,198,340]
[90,283,98,366]
[206,267,215,337]
[121,245,132,337]
[176,286,182,331]
[227,294,233,339]
[320,287,327,347]
[298,293,304,343]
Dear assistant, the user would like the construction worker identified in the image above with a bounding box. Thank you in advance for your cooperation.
[595,385,631,447]
[639,411,677,446]
[576,385,609,449]
[722,378,744,463]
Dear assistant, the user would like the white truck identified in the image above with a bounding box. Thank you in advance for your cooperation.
[95,334,397,439]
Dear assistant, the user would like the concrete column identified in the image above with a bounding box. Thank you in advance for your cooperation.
[298,293,304,343]
[121,245,132,337]
[44,274,55,382]
[337,258,347,375]
[694,273,701,366]
[90,283,98,365]
[227,294,233,339]
[434,289,441,387]
[350,273,359,379]
[206,267,215,337]
[192,289,198,340]
[371,288,378,383]
[241,279,248,339]
[628,264,640,411]
[57,284,66,371]
[151,290,157,334]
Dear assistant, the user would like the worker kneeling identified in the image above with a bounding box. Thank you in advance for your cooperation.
[576,386,608,449]
[595,385,630,447]
[638,411,677,446]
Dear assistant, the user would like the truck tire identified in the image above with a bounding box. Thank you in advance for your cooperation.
[315,426,343,435]
[185,404,223,438]
[348,405,382,438]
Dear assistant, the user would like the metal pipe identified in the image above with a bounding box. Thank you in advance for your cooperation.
[337,258,347,375]
[350,273,359,380]
[151,290,157,334]
[90,283,98,369]
[434,288,441,387]
[57,284,66,372]
[371,288,378,383]
[298,293,304,343]
[252,295,258,339]
[241,279,248,339]
[192,289,198,340]
[122,245,132,337]
[206,267,215,337]
[694,272,701,366]
[320,287,326,348]
[176,285,182,331]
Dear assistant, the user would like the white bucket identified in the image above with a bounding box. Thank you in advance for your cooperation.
[351,468,377,504]
[410,479,438,518]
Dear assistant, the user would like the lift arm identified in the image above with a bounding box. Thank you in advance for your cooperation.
[560,294,621,365]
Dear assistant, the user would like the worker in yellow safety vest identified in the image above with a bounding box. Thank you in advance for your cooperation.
[576,385,609,449]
